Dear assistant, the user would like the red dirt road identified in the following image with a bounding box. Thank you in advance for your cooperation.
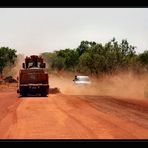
[0,90,148,139]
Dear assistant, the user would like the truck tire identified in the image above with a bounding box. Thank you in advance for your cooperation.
[41,93,47,97]
[41,90,47,97]
[21,93,27,97]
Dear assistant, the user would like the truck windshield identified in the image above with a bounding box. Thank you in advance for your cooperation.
[28,62,34,68]
[37,62,41,68]
[28,62,42,68]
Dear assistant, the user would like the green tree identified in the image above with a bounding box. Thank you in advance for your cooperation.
[138,50,148,66]
[41,38,139,75]
[56,49,79,71]
[76,41,96,56]
[51,56,65,71]
[0,47,17,77]
[41,52,57,71]
[79,52,93,74]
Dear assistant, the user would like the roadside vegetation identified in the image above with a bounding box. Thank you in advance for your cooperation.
[41,38,148,76]
[1,37,148,78]
[0,47,17,78]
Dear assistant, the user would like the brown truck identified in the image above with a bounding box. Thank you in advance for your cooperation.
[17,55,49,96]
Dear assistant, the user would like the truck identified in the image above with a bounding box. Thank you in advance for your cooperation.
[17,55,49,96]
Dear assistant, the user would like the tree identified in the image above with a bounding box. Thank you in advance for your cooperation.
[51,56,65,71]
[41,38,139,75]
[138,50,148,65]
[56,49,79,71]
[76,41,96,56]
[79,52,93,74]
[0,47,17,77]
[41,52,57,71]
[136,50,148,72]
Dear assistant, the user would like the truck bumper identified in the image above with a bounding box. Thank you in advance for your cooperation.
[19,84,49,95]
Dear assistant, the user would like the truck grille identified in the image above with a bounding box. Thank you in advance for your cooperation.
[20,73,48,84]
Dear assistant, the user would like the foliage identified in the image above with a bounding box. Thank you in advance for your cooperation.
[41,38,148,75]
[0,47,17,76]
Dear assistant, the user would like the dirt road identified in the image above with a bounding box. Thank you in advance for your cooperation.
[0,88,148,139]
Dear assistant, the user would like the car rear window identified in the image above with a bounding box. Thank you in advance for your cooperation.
[77,77,90,81]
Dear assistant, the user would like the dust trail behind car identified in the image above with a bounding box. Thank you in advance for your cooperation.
[49,71,148,100]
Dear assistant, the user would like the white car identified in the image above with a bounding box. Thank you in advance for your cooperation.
[73,75,91,85]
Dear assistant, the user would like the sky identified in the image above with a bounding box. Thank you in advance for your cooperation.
[0,8,148,56]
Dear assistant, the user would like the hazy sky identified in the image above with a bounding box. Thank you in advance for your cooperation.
[0,8,148,56]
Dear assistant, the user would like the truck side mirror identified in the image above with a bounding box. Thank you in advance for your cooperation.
[22,63,25,68]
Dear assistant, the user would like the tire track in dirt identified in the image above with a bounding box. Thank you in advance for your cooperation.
[0,92,22,138]
[52,94,134,139]
[1,92,148,139]
[77,95,148,129]
[51,94,98,138]
[57,94,148,139]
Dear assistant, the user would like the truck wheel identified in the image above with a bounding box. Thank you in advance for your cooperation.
[41,92,47,97]
[21,93,27,97]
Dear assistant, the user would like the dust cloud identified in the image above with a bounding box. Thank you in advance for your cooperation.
[3,54,25,79]
[4,55,148,100]
[49,71,148,100]
[13,54,25,78]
